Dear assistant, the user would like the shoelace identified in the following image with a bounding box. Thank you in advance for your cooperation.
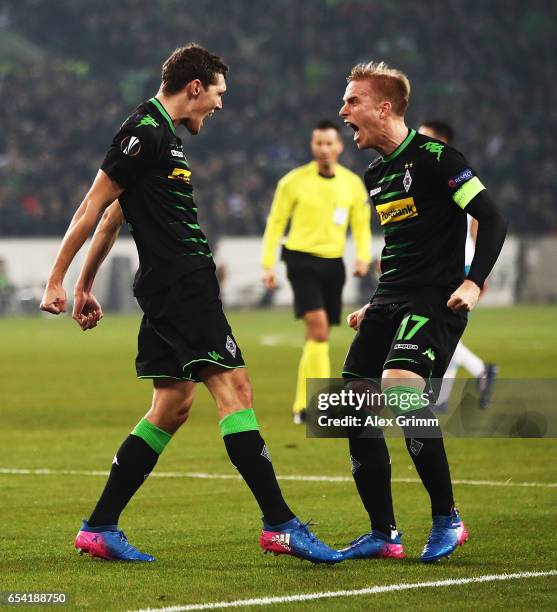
[297,521,319,544]
[426,524,448,545]
[116,530,136,553]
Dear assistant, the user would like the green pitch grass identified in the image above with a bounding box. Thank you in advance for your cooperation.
[1,306,556,610]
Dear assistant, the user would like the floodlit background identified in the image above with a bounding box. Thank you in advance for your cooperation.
[0,2,556,611]
[0,0,556,310]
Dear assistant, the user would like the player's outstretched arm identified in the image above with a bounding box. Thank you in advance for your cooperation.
[350,180,372,277]
[73,201,124,331]
[40,170,124,315]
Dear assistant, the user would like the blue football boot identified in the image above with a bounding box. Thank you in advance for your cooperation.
[340,530,405,560]
[260,517,343,564]
[75,520,155,562]
[420,508,469,563]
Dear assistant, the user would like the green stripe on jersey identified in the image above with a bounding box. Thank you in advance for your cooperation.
[385,241,414,251]
[382,216,423,235]
[453,177,485,209]
[150,97,176,135]
[170,190,193,199]
[181,237,208,244]
[381,251,418,261]
[183,251,213,257]
[377,172,405,184]
[377,190,406,201]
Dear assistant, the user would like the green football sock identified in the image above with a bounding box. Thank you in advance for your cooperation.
[132,418,173,454]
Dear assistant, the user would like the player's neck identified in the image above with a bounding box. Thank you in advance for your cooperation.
[376,121,409,158]
[154,91,181,127]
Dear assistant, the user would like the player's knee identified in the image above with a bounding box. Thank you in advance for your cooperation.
[304,311,329,341]
[381,368,424,389]
[148,385,195,431]
[306,320,329,341]
[309,328,329,342]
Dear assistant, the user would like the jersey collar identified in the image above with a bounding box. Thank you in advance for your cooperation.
[381,128,416,163]
[311,160,335,179]
[149,97,177,135]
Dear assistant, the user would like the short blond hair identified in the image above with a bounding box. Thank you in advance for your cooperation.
[347,61,411,116]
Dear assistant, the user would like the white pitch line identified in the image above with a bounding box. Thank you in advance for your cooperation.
[132,570,557,612]
[0,467,556,488]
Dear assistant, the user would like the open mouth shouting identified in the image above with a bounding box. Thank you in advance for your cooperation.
[345,121,360,142]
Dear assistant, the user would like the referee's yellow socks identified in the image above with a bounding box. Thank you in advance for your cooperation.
[293,339,330,413]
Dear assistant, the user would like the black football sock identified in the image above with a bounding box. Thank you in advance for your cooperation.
[220,410,295,526]
[88,419,171,527]
[349,432,396,536]
[402,407,454,516]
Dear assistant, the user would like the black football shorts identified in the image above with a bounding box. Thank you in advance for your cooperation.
[282,247,346,325]
[135,268,245,383]
[342,297,467,381]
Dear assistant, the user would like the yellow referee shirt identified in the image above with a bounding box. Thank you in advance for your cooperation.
[261,161,371,268]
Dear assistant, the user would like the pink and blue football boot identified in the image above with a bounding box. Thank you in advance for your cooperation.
[420,508,469,562]
[260,517,343,564]
[74,520,155,562]
[340,530,405,560]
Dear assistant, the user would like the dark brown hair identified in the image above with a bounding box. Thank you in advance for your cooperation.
[314,119,341,134]
[420,120,455,144]
[161,43,228,95]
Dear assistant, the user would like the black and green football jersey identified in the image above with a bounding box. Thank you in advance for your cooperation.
[365,129,486,302]
[101,98,214,296]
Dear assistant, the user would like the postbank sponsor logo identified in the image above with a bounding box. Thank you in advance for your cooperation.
[168,167,192,183]
[376,197,418,225]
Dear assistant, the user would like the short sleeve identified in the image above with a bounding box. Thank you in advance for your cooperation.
[430,145,486,210]
[101,124,157,190]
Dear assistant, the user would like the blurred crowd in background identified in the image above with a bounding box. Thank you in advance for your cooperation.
[0,0,555,242]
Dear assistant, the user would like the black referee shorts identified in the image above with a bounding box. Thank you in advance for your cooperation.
[343,296,467,381]
[282,247,346,325]
[135,268,245,383]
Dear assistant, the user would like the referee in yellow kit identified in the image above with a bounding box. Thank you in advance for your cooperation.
[261,120,371,423]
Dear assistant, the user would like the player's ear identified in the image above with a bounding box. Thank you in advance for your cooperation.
[185,79,203,98]
[379,100,391,120]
